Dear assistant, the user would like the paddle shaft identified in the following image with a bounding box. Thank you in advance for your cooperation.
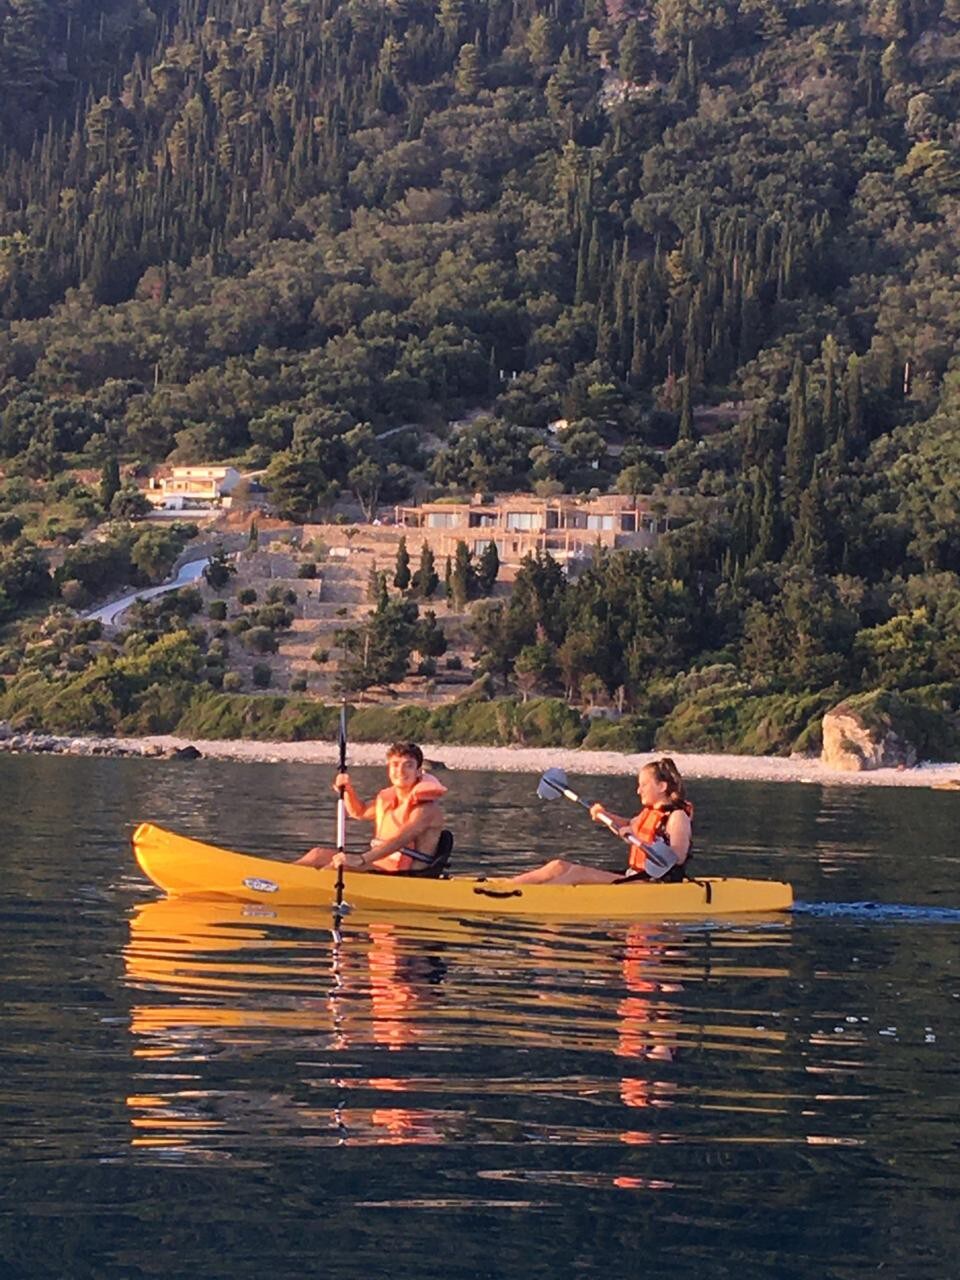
[334,704,348,911]
[543,774,650,853]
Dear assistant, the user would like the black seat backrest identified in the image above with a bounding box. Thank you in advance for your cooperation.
[419,829,454,878]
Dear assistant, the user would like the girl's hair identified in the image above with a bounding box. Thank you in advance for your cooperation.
[387,741,424,768]
[643,757,686,803]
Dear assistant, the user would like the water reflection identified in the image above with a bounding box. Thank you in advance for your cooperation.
[123,898,797,1166]
[5,754,960,1279]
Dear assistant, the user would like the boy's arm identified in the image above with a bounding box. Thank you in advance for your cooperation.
[335,773,376,821]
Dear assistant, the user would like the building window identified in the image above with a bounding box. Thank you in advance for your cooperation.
[586,514,614,531]
[505,512,539,531]
[425,512,461,528]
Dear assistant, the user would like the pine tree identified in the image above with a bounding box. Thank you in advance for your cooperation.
[526,14,558,69]
[367,562,386,604]
[619,21,644,81]
[455,43,483,97]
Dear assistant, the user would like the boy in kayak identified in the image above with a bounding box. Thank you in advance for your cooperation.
[512,758,692,884]
[296,741,448,874]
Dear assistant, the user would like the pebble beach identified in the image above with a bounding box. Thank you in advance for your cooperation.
[4,730,956,789]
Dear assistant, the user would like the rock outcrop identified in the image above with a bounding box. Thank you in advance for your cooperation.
[821,697,917,771]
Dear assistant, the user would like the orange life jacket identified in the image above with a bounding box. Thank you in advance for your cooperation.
[626,802,693,874]
[370,773,447,873]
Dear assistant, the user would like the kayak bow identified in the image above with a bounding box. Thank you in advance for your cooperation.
[132,822,793,919]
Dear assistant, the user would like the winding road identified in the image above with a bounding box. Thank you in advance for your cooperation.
[84,557,210,627]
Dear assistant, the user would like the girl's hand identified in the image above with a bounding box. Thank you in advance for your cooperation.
[589,803,608,823]
[333,772,351,792]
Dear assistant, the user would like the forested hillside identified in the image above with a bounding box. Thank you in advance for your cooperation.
[1,0,958,753]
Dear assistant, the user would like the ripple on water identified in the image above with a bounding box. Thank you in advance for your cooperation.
[4,760,960,1279]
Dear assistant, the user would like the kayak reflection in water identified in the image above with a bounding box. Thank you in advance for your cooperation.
[295,741,448,875]
[511,758,693,885]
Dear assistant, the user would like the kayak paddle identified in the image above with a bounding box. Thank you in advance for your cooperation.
[537,766,676,874]
[334,702,350,919]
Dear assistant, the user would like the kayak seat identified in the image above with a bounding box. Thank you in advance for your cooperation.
[418,829,454,879]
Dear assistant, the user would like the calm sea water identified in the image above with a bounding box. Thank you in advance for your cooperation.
[2,754,959,1279]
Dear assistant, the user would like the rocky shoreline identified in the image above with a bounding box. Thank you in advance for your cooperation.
[2,726,959,788]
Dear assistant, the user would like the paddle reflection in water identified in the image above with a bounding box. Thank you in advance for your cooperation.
[122,898,796,1174]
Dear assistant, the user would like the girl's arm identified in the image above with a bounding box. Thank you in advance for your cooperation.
[664,809,692,862]
[589,802,631,838]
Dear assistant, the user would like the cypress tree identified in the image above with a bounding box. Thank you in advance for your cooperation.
[843,354,865,453]
[751,454,784,566]
[449,539,475,610]
[677,375,694,441]
[394,535,411,590]
[792,462,829,572]
[100,455,120,511]
[477,540,500,594]
[785,358,814,507]
[821,335,840,449]
[412,542,438,599]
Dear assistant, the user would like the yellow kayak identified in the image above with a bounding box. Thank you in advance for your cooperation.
[132,822,793,918]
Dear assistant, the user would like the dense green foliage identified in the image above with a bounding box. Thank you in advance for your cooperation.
[1,0,959,751]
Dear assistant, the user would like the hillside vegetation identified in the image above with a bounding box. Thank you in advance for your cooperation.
[1,0,959,754]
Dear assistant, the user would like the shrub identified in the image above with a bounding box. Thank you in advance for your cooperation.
[514,698,585,747]
[445,654,463,670]
[252,663,272,688]
[349,704,434,743]
[417,657,437,677]
[60,579,90,609]
[174,587,203,617]
[74,620,102,643]
[582,717,656,752]
[222,671,244,692]
[255,604,293,630]
[229,616,252,635]
[242,626,279,655]
[266,585,284,604]
[117,680,198,734]
[298,562,317,579]
[311,647,329,664]
[290,673,308,692]
[208,600,227,621]
[237,587,257,606]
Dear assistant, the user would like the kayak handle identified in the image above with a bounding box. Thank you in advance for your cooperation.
[472,886,524,899]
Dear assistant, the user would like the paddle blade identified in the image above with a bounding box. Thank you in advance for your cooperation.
[537,767,568,800]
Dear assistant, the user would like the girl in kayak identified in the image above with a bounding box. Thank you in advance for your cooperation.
[512,758,692,885]
[296,741,448,874]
